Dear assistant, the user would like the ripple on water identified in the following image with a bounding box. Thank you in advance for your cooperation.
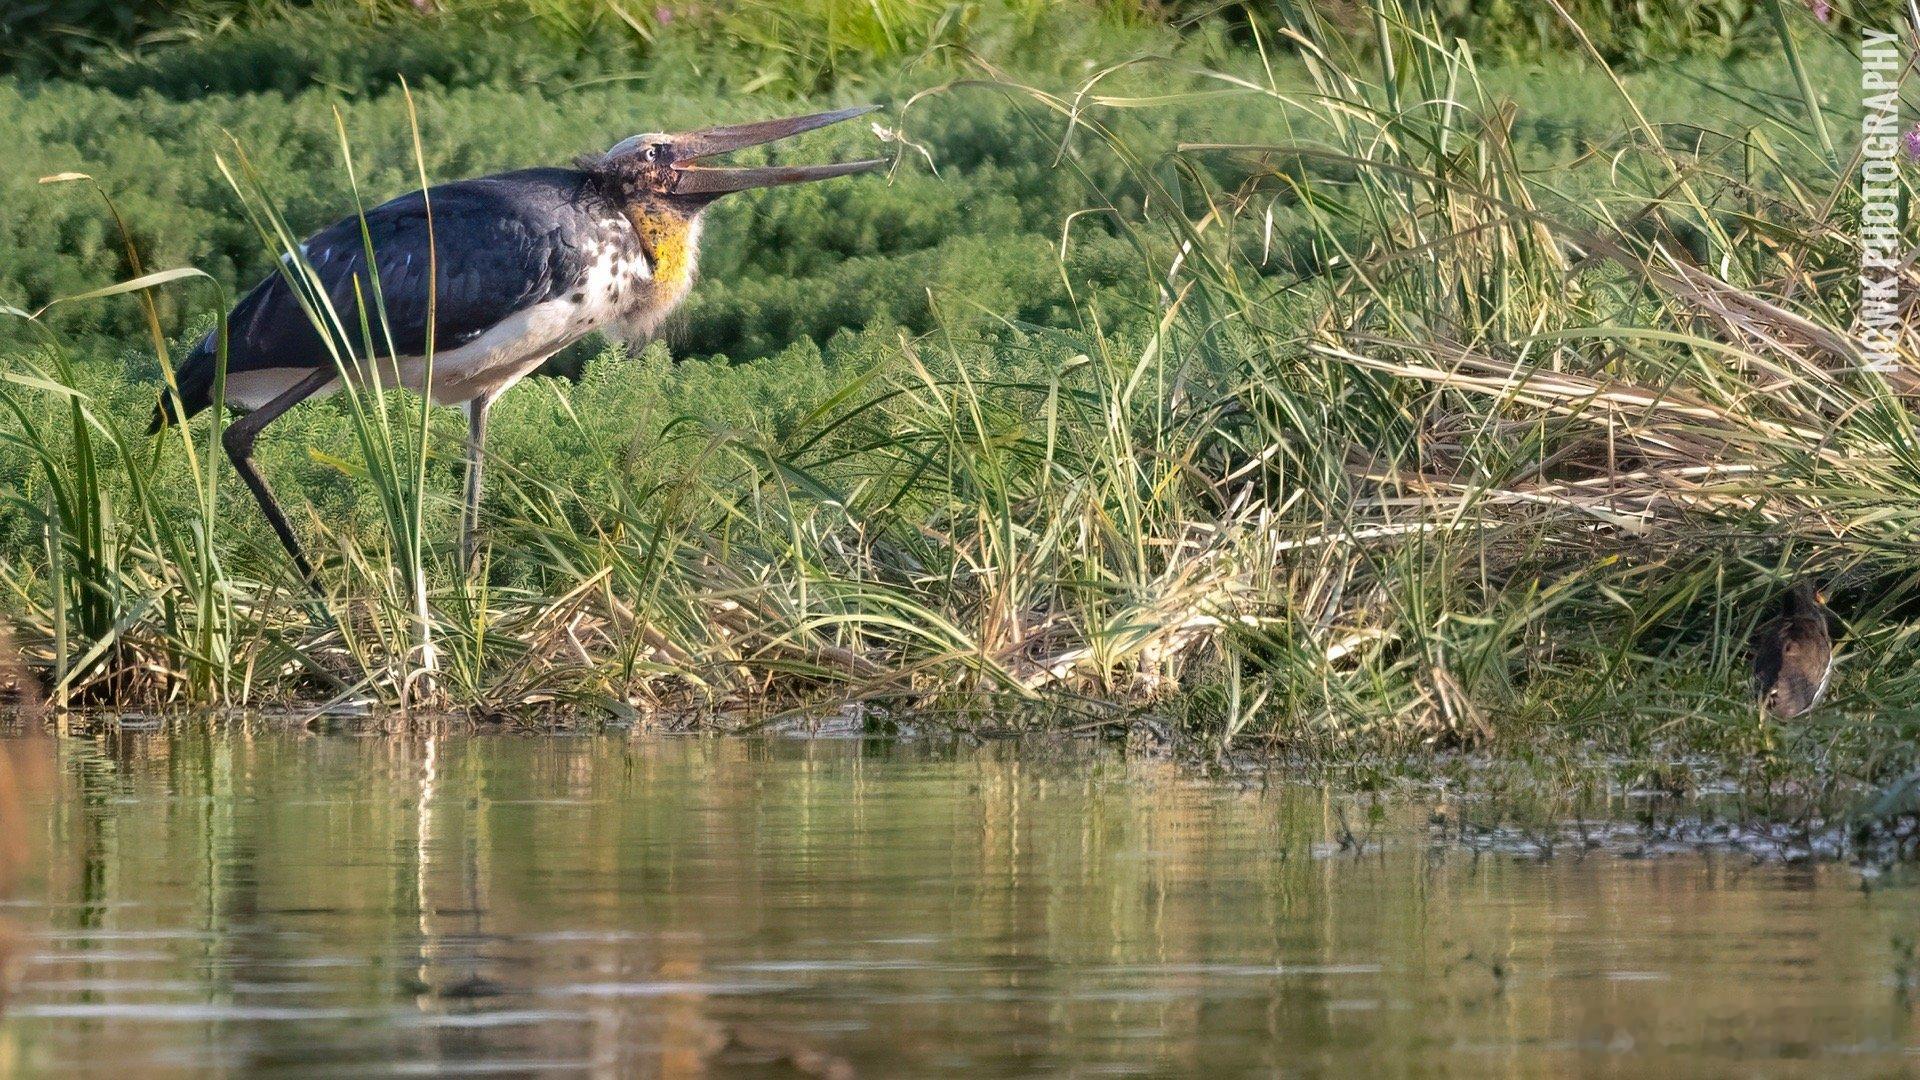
[8,731,1917,1077]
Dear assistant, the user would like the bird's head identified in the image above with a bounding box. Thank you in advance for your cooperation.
[588,105,885,217]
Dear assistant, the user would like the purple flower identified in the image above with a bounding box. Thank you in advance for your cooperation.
[655,5,673,24]
[1808,0,1832,22]
[1905,125,1920,163]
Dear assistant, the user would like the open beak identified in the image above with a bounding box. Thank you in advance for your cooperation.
[670,105,886,197]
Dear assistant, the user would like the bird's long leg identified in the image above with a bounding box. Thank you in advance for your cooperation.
[461,393,491,571]
[223,368,338,590]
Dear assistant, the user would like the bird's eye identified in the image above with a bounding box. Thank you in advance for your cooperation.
[643,146,658,162]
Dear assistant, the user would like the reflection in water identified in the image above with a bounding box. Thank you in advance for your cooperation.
[5,727,1918,1076]
[0,623,52,1042]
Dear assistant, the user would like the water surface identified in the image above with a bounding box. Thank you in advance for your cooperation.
[6,728,1916,1076]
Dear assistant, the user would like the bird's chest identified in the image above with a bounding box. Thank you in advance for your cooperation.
[571,211,699,341]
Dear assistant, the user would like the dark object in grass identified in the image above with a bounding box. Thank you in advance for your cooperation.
[1750,582,1832,719]
[149,106,883,585]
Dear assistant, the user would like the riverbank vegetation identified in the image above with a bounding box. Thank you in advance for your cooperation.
[1,1,1914,786]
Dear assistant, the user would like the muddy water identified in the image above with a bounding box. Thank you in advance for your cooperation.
[4,728,1916,1076]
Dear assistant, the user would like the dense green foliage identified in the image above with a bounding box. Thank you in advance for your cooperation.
[0,18,1846,576]
[0,9,1844,362]
[2,0,1836,82]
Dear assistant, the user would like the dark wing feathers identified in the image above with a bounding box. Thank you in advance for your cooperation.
[154,167,603,429]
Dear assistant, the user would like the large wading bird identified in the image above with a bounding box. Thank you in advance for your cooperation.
[1750,581,1833,720]
[152,106,883,582]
